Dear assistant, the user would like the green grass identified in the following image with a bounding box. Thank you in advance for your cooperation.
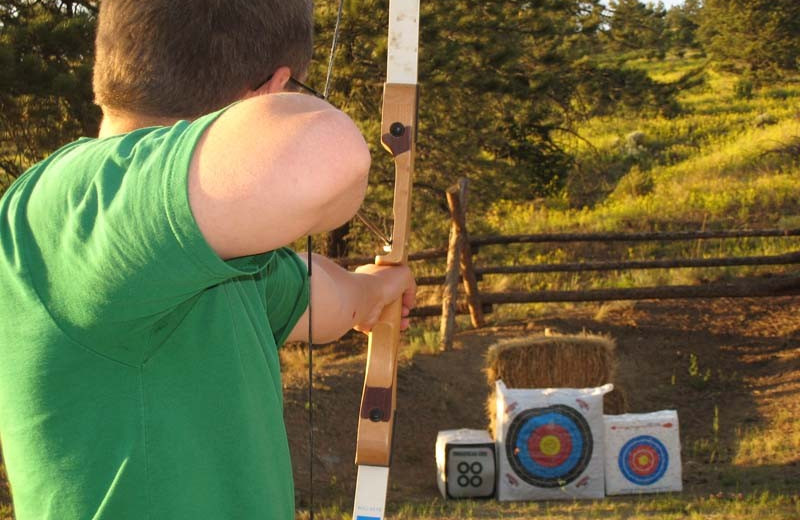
[296,492,800,519]
[478,58,800,295]
[734,408,800,468]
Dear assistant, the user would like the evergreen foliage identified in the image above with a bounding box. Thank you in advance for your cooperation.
[698,0,800,77]
[6,0,794,256]
[605,0,667,58]
[0,0,99,190]
[311,0,683,252]
[664,0,701,53]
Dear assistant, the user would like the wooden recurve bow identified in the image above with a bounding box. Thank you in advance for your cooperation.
[351,1,420,519]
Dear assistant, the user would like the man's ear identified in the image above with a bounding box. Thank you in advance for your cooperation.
[258,66,292,95]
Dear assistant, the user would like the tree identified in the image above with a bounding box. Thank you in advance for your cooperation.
[664,0,701,53]
[698,0,800,76]
[0,0,683,254]
[313,0,681,255]
[0,0,99,194]
[605,0,668,58]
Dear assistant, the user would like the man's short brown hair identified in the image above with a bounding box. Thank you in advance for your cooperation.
[93,0,313,119]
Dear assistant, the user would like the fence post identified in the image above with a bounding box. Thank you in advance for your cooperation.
[448,178,485,329]
[439,195,462,351]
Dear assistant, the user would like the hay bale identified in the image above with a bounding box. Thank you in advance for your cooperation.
[485,333,627,437]
[486,334,616,388]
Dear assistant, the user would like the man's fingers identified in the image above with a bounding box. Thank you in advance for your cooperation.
[400,317,410,331]
[352,262,416,335]
[402,287,416,310]
[354,323,370,334]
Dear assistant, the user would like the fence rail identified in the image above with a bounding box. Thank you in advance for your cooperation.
[415,250,800,285]
[337,228,800,268]
[336,179,800,350]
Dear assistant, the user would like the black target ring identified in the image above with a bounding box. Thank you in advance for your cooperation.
[505,404,593,488]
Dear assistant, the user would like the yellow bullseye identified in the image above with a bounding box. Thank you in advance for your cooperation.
[637,454,651,467]
[539,435,561,456]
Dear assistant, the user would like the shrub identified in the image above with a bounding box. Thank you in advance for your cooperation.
[734,78,754,100]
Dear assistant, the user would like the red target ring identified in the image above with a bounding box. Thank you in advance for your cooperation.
[528,424,572,468]
[627,444,659,476]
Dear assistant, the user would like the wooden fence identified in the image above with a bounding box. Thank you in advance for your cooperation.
[339,179,800,350]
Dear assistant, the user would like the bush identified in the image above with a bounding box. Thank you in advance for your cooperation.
[766,88,791,100]
[734,78,754,100]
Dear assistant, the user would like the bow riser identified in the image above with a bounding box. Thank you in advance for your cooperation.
[354,83,418,467]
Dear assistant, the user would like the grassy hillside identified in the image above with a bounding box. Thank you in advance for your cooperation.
[495,57,800,232]
[476,56,800,299]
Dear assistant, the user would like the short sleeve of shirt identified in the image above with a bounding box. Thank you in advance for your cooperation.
[6,107,288,362]
[263,248,309,346]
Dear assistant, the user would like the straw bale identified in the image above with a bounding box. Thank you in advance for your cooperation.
[485,333,628,437]
[485,334,616,388]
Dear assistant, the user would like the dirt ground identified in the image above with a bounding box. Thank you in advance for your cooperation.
[283,296,800,510]
[2,297,799,516]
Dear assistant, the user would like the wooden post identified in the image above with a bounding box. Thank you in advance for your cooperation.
[447,179,486,329]
[439,201,462,351]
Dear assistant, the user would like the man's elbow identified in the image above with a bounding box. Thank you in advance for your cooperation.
[305,111,371,233]
[329,109,371,192]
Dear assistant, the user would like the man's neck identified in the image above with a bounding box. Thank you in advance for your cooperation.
[98,108,181,138]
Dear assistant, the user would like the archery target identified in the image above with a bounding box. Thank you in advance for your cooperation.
[618,435,668,485]
[495,382,611,501]
[604,411,683,495]
[505,405,592,488]
[435,429,496,499]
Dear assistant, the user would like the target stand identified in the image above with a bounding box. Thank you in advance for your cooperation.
[435,429,496,499]
[495,382,611,501]
[604,411,682,495]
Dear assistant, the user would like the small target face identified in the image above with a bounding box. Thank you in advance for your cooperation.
[505,405,593,488]
[454,460,484,489]
[618,435,669,485]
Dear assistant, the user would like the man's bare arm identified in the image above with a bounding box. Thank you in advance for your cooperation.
[286,254,416,344]
[188,94,371,259]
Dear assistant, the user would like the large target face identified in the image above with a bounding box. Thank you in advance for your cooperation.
[618,435,669,486]
[505,405,593,487]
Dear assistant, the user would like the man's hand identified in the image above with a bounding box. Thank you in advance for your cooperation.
[352,263,417,333]
[286,254,416,344]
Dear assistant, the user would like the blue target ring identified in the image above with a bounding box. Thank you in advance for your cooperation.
[505,405,593,487]
[516,411,584,478]
[618,435,669,486]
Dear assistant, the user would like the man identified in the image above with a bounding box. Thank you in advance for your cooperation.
[0,1,416,519]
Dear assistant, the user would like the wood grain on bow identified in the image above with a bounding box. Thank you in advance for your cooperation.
[352,1,419,518]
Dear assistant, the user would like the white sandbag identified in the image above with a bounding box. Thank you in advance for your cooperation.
[495,381,612,501]
[435,429,496,499]
[604,410,683,495]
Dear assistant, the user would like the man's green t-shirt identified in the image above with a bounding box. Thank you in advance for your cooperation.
[0,109,309,519]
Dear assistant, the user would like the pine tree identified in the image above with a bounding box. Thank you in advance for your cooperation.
[606,0,668,58]
[312,0,681,253]
[0,1,99,190]
[664,0,701,53]
[699,0,800,76]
